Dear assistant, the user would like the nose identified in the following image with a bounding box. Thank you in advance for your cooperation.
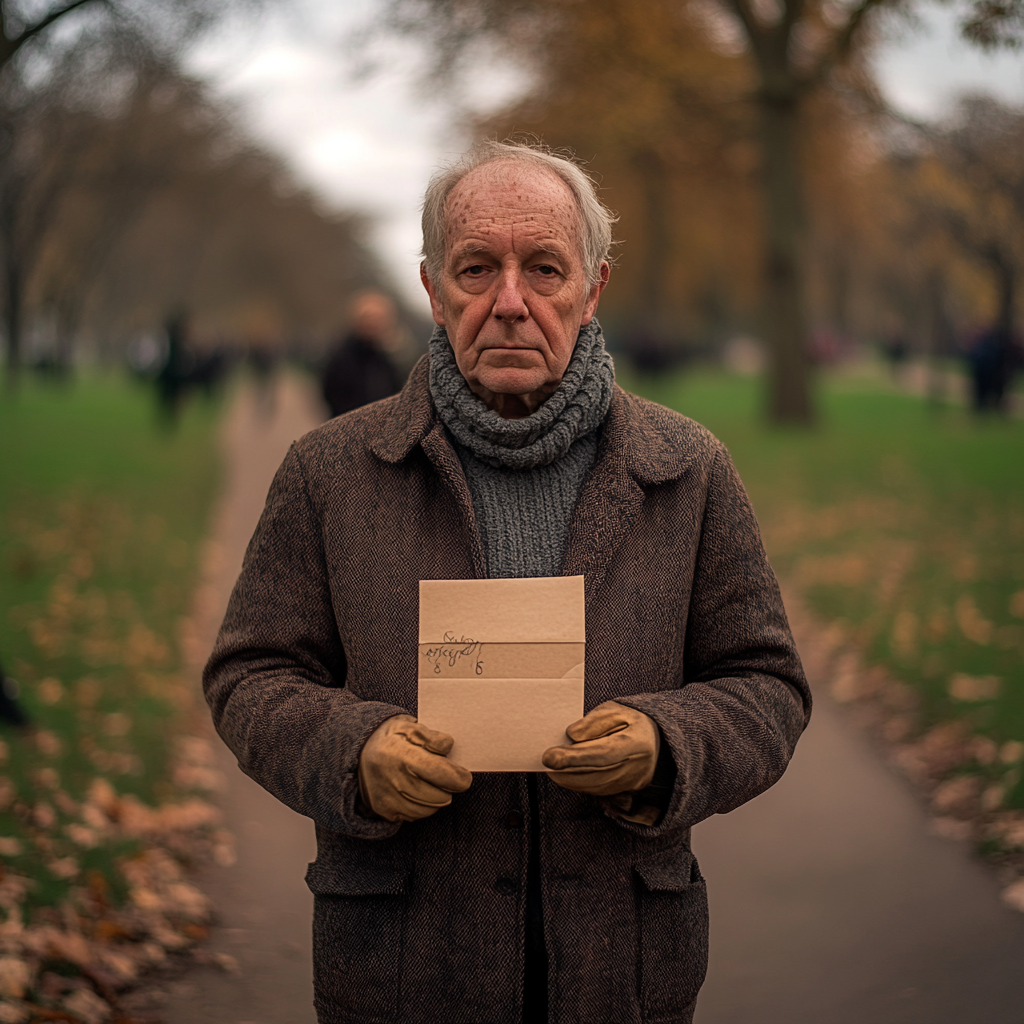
[492,269,529,323]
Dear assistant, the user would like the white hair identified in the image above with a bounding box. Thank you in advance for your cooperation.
[421,139,617,287]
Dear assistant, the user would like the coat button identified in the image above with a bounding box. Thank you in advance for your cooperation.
[504,810,525,829]
[494,877,517,896]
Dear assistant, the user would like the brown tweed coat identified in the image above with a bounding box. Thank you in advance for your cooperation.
[204,357,810,1024]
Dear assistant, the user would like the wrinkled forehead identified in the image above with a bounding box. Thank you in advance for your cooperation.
[443,160,582,252]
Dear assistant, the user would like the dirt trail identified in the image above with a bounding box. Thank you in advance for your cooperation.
[161,376,322,1024]
[161,375,1024,1024]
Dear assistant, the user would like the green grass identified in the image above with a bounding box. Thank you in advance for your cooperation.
[0,372,221,906]
[628,367,1024,803]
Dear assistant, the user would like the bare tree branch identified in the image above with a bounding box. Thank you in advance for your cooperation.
[960,0,1024,48]
[804,0,894,86]
[15,0,102,45]
[781,0,806,39]
[722,0,770,53]
[0,0,105,68]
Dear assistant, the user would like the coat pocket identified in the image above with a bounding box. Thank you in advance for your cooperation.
[307,854,411,1023]
[634,850,709,1023]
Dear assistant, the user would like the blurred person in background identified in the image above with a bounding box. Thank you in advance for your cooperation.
[246,320,282,422]
[156,309,190,422]
[321,290,403,418]
[882,333,910,384]
[155,310,232,424]
[966,324,1022,414]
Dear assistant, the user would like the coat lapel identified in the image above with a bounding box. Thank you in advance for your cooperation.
[419,422,487,579]
[562,386,695,600]
[369,356,486,579]
[562,393,644,599]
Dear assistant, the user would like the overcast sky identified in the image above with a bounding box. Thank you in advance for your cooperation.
[188,0,1024,314]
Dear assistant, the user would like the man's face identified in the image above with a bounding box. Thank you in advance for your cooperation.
[421,161,609,417]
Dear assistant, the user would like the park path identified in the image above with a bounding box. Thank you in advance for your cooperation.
[161,375,321,1024]
[161,375,1024,1024]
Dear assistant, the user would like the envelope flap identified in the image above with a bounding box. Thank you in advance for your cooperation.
[418,576,585,643]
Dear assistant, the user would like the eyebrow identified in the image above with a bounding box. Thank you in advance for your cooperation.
[449,241,572,264]
[450,243,493,261]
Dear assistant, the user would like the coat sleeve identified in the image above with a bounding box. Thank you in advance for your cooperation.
[203,444,408,840]
[614,444,811,836]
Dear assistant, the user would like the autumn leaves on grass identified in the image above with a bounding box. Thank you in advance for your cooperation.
[0,553,232,1016]
[0,379,223,1021]
[785,531,1024,912]
[637,373,1024,911]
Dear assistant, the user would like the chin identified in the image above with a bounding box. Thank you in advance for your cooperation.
[476,367,550,396]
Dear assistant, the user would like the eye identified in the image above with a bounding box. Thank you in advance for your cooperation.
[535,265,557,276]
[463,265,487,276]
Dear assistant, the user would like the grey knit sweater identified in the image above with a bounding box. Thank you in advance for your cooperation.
[428,322,615,579]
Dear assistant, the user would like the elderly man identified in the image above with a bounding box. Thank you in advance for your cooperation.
[205,140,810,1024]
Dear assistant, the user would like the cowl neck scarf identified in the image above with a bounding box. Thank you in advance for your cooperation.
[428,321,614,471]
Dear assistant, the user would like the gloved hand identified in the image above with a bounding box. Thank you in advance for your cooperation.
[542,701,660,796]
[358,715,472,822]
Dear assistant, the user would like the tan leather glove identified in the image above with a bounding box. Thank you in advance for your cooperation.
[358,715,472,823]
[542,701,660,796]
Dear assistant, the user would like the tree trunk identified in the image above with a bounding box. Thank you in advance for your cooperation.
[4,251,21,386]
[636,147,671,331]
[993,249,1014,341]
[756,90,815,424]
[925,266,951,410]
[829,245,850,339]
[990,247,1015,412]
[625,147,676,371]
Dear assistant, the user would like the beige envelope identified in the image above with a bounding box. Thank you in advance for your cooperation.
[417,576,585,771]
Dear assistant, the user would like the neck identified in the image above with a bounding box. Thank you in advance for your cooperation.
[470,381,559,419]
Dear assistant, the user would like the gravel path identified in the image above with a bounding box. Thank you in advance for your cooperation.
[161,376,1024,1023]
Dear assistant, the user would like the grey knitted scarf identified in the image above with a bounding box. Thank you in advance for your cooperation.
[428,321,614,470]
[428,322,615,578]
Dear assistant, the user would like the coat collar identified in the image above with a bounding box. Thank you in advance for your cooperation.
[367,355,435,464]
[369,354,696,487]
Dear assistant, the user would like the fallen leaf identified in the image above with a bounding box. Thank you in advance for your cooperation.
[47,858,79,881]
[0,1002,29,1024]
[931,775,982,818]
[33,803,57,831]
[1000,741,1024,765]
[1001,878,1024,914]
[947,673,1001,702]
[34,732,62,757]
[62,988,112,1024]
[37,679,63,706]
[955,595,993,645]
[0,957,31,999]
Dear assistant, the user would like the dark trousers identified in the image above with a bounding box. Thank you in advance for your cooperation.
[523,774,548,1023]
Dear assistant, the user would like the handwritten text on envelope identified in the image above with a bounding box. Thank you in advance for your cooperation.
[417,576,585,772]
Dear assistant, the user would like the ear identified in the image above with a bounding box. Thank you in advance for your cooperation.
[421,263,447,327]
[580,262,610,326]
